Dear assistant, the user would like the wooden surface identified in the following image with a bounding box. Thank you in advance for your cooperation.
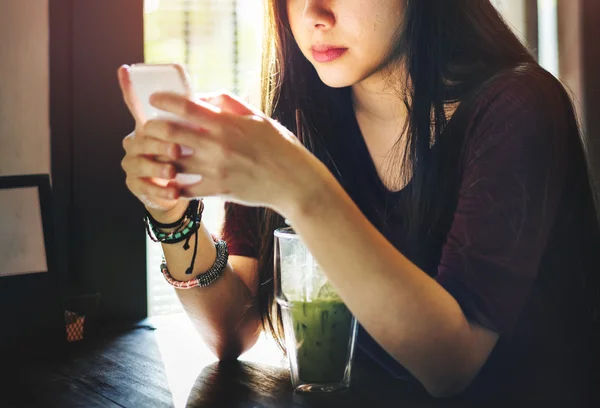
[0,314,590,407]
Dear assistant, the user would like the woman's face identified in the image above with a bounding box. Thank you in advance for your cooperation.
[286,0,404,88]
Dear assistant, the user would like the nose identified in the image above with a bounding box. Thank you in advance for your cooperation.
[301,0,335,30]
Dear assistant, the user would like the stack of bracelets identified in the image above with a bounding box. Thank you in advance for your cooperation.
[144,199,229,289]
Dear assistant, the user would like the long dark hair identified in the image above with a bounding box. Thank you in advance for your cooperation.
[224,0,599,352]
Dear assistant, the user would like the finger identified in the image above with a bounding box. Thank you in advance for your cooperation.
[143,118,215,150]
[123,129,185,164]
[173,136,258,180]
[178,177,230,199]
[130,136,181,160]
[201,92,262,117]
[174,156,226,180]
[122,131,135,152]
[194,91,221,104]
[117,65,145,124]
[128,177,180,201]
[150,92,228,133]
[122,155,176,180]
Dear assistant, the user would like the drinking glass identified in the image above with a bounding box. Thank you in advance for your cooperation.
[274,227,358,393]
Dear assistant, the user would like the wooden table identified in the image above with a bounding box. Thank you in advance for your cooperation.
[0,314,590,407]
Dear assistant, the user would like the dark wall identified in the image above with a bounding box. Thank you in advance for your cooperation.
[50,0,73,294]
[581,0,600,196]
[558,0,600,201]
[50,0,147,320]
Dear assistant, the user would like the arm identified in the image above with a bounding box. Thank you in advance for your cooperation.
[281,81,567,397]
[152,206,261,361]
[284,164,500,398]
[118,66,263,360]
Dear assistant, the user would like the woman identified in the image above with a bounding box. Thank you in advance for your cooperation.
[119,0,599,401]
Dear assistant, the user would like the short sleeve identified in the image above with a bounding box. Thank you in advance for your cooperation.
[436,74,570,337]
[220,202,260,258]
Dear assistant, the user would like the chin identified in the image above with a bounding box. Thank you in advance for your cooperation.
[314,68,361,88]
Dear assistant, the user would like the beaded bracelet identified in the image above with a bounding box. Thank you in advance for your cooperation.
[160,236,229,289]
[145,199,205,275]
[145,200,204,245]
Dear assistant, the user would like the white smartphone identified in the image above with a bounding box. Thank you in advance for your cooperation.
[128,63,193,124]
[129,63,202,185]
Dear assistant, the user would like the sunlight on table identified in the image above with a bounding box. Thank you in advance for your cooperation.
[151,313,288,408]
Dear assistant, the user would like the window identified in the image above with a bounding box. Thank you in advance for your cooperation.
[145,0,264,316]
[491,0,528,43]
[491,0,559,76]
[537,0,559,76]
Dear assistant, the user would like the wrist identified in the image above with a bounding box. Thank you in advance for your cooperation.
[145,199,205,250]
[278,155,337,222]
[146,199,190,228]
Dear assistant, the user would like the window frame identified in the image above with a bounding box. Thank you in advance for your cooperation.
[50,0,147,321]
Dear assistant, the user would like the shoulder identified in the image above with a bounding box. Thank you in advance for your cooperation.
[468,63,572,128]
[459,64,575,162]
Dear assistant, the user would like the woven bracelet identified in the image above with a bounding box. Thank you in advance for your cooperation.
[160,236,229,289]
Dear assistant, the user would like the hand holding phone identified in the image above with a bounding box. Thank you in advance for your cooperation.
[119,63,203,205]
[131,63,204,186]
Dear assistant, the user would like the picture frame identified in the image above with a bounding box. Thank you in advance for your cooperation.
[0,174,66,354]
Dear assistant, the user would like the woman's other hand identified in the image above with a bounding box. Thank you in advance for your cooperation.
[143,92,325,216]
[117,65,188,221]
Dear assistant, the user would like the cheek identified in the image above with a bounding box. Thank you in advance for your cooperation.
[286,11,302,51]
[286,2,302,38]
[358,10,401,62]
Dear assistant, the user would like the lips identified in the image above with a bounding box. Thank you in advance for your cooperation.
[311,45,348,63]
[312,44,347,53]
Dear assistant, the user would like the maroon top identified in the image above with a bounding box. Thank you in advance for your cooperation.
[222,67,598,402]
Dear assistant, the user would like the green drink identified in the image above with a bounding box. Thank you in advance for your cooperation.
[281,299,356,384]
[275,227,358,392]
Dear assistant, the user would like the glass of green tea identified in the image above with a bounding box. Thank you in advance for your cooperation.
[274,227,358,393]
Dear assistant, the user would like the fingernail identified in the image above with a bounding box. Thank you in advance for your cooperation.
[176,174,203,185]
[180,145,194,156]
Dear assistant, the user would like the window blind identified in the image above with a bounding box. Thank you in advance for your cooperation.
[144,0,263,316]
